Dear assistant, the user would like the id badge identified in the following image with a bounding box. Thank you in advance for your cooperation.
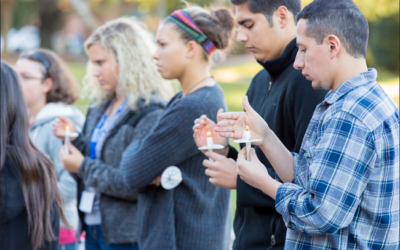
[79,191,95,213]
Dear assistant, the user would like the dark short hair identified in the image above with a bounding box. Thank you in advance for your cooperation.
[230,0,302,26]
[296,0,369,58]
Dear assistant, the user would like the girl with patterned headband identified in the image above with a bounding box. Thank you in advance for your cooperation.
[95,6,235,250]
[136,6,234,249]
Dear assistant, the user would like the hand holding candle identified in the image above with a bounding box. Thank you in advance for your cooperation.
[234,126,261,161]
[216,96,269,146]
[193,110,229,156]
[198,131,224,162]
[52,116,78,141]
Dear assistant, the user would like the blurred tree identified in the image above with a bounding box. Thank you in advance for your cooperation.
[369,14,399,72]
[1,0,16,55]
[302,0,399,20]
[36,0,64,49]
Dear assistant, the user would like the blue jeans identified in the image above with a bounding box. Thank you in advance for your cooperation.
[59,242,80,250]
[85,225,139,250]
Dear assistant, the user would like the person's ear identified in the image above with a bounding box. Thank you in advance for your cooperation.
[326,35,341,59]
[42,78,54,94]
[276,6,289,29]
[186,40,198,59]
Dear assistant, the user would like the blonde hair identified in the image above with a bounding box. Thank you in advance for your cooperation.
[82,17,173,111]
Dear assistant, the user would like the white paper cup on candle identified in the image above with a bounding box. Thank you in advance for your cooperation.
[198,131,224,162]
[234,126,261,162]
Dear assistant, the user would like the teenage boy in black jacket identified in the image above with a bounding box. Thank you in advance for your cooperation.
[193,1,327,249]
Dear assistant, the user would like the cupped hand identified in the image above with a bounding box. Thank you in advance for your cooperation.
[52,116,77,141]
[193,109,229,155]
[215,96,269,146]
[59,143,84,173]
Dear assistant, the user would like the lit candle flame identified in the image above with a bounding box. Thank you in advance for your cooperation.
[66,126,70,130]
[245,126,249,131]
[207,131,211,137]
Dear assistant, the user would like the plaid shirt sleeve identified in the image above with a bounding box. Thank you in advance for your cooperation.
[275,111,376,236]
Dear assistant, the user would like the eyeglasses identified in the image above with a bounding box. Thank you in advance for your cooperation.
[18,74,45,82]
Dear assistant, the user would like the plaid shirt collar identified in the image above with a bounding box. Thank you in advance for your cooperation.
[324,68,377,105]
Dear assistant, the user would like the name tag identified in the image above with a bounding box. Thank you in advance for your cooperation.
[79,191,95,213]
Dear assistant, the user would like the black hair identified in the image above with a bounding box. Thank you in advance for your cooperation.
[230,0,302,26]
[0,61,68,250]
[296,0,369,58]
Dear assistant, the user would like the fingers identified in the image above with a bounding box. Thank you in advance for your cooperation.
[217,111,243,120]
[217,132,236,138]
[242,96,256,116]
[203,159,216,169]
[216,119,237,127]
[67,143,79,154]
[216,109,224,123]
[203,151,223,162]
[193,115,210,131]
[237,147,247,162]
[249,148,258,162]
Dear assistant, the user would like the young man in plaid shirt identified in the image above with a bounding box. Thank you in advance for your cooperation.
[215,0,399,249]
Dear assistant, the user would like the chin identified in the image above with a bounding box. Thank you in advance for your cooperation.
[311,81,329,91]
[159,71,175,80]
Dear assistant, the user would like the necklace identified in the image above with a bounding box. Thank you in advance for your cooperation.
[183,76,214,96]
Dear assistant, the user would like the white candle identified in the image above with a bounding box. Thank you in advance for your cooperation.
[64,126,70,154]
[244,126,251,161]
[206,131,214,162]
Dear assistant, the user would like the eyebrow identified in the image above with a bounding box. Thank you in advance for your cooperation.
[238,18,253,26]
[296,43,304,47]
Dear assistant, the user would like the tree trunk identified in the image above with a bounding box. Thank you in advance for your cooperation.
[37,0,63,49]
[1,0,15,55]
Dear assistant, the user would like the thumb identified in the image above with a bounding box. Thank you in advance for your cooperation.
[67,143,79,153]
[216,108,224,123]
[242,96,256,116]
[249,148,259,162]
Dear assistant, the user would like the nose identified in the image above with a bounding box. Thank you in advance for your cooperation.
[92,64,100,77]
[153,48,160,60]
[293,51,305,70]
[236,27,248,44]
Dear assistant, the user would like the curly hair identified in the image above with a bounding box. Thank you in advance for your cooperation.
[82,17,173,111]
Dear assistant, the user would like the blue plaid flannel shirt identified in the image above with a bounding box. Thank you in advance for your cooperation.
[275,69,399,249]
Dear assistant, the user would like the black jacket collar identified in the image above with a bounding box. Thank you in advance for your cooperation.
[257,38,297,83]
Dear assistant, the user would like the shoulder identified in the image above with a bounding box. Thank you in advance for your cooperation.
[249,69,270,89]
[135,108,164,128]
[247,69,270,100]
[253,68,270,82]
[179,84,226,110]
[340,82,398,131]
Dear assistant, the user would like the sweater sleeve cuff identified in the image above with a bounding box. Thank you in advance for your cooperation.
[77,157,91,180]
[275,183,299,230]
[226,145,238,160]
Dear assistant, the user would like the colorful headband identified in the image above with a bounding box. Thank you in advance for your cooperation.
[166,10,216,54]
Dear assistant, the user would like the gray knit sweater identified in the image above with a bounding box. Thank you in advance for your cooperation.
[119,84,231,250]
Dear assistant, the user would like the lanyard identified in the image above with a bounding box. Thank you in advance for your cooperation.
[89,97,128,159]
